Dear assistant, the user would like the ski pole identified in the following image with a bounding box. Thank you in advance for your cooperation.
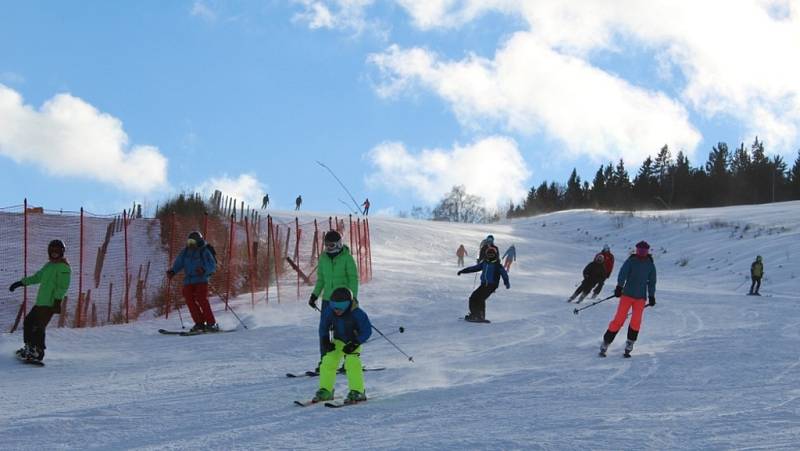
[367,326,405,343]
[372,325,414,362]
[176,303,185,329]
[573,294,616,315]
[210,286,248,329]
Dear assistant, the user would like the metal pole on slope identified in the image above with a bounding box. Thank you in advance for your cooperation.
[316,160,364,214]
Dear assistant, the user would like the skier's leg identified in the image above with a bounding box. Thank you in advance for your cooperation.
[344,347,365,394]
[624,299,646,355]
[195,283,216,325]
[749,279,756,294]
[319,341,344,392]
[182,285,204,325]
[28,306,54,359]
[592,280,605,297]
[603,296,634,347]
[479,285,496,319]
[755,277,762,294]
[468,286,483,318]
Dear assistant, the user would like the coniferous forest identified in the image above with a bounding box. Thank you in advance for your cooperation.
[507,138,800,218]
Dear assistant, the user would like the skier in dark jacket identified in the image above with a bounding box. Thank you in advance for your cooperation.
[599,241,657,358]
[749,255,764,295]
[311,287,372,405]
[591,244,615,298]
[10,239,71,362]
[568,254,607,304]
[477,235,500,263]
[458,246,510,321]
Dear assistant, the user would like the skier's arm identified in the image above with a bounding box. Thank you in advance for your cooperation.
[171,249,186,274]
[459,263,482,274]
[54,265,71,299]
[499,265,510,288]
[617,259,631,287]
[648,263,657,298]
[21,267,45,286]
[346,254,359,299]
[203,248,216,275]
[318,308,333,339]
[354,309,372,343]
[312,261,325,298]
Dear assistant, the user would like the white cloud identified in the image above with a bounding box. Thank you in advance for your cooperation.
[0,84,168,193]
[293,0,377,34]
[195,173,266,208]
[370,39,702,164]
[190,1,217,22]
[366,136,531,209]
[386,0,800,155]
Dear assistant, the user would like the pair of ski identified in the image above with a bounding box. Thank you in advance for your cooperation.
[158,328,235,336]
[15,354,45,367]
[285,367,386,378]
[462,317,491,324]
[598,350,632,358]
[294,398,366,408]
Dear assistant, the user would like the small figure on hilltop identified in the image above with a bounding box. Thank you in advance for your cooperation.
[567,254,607,304]
[167,231,218,333]
[308,230,359,373]
[502,244,517,272]
[599,241,657,358]
[749,255,764,296]
[261,193,269,209]
[295,195,302,211]
[362,198,370,216]
[456,244,468,267]
[591,244,615,298]
[477,235,499,263]
[10,239,71,363]
[311,287,372,405]
[458,246,510,322]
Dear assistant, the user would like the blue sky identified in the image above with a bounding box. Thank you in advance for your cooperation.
[1,1,798,216]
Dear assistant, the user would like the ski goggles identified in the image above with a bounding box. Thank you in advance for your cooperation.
[187,238,198,247]
[324,240,343,252]
[330,300,351,311]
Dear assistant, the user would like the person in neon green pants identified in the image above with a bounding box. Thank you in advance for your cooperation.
[313,287,372,405]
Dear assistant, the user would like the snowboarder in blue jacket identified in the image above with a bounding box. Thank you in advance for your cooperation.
[458,246,510,321]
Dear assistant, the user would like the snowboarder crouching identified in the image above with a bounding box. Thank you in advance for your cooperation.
[458,246,510,321]
[312,287,372,405]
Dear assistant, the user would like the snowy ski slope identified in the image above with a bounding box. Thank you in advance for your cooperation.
[1,201,799,450]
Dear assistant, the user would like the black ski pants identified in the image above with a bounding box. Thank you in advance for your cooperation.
[750,277,762,294]
[572,278,601,298]
[23,305,57,355]
[469,283,498,319]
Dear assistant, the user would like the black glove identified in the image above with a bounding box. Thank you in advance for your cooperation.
[614,285,623,297]
[308,294,318,309]
[322,339,335,354]
[343,341,360,354]
[9,281,23,292]
[53,299,62,314]
[648,295,656,307]
[457,270,464,276]
[166,270,176,279]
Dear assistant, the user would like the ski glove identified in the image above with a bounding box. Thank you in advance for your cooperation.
[194,266,205,276]
[322,339,335,354]
[457,270,464,276]
[166,270,176,279]
[8,281,23,292]
[343,341,360,354]
[614,285,623,297]
[308,294,318,309]
[648,295,656,307]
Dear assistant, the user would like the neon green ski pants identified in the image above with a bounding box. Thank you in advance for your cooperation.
[319,339,364,393]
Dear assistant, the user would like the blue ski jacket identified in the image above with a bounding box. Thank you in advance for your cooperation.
[503,246,516,261]
[460,260,510,288]
[319,305,372,345]
[171,244,216,285]
[617,255,657,299]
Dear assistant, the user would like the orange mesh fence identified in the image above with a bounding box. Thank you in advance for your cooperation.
[1,200,372,332]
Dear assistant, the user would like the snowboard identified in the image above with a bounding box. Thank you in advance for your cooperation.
[16,354,45,366]
[462,317,491,323]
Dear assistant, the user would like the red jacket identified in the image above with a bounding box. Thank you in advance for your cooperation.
[595,251,615,278]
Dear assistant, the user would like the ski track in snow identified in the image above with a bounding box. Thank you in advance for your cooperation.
[1,202,799,450]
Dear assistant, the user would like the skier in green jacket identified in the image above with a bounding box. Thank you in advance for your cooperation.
[308,230,359,372]
[10,240,71,362]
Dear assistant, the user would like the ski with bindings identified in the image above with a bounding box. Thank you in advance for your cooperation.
[286,367,386,378]
[158,328,236,336]
[324,400,367,408]
[16,355,45,366]
[461,317,491,323]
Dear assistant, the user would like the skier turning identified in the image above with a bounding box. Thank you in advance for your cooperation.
[311,287,372,405]
[10,239,71,363]
[749,255,764,295]
[591,244,615,298]
[502,244,517,272]
[567,254,607,304]
[599,241,657,358]
[458,246,510,322]
[167,231,218,333]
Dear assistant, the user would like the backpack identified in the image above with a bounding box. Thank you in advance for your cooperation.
[205,243,218,264]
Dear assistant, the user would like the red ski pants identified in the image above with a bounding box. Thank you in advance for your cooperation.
[182,283,216,325]
[608,295,646,333]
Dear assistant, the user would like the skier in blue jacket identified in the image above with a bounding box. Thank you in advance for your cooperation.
[167,231,218,332]
[458,247,510,321]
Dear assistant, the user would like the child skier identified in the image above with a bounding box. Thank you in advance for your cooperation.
[458,247,510,322]
[166,231,218,332]
[477,235,499,263]
[591,244,615,298]
[10,239,71,362]
[567,254,606,304]
[749,255,763,295]
[311,287,372,405]
[599,241,657,358]
[456,244,468,267]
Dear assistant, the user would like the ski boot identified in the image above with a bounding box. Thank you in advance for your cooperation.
[25,345,43,362]
[205,323,220,332]
[599,341,610,357]
[576,293,588,304]
[566,295,576,303]
[344,390,367,405]
[15,345,30,359]
[623,340,635,358]
[312,388,334,403]
[189,323,205,333]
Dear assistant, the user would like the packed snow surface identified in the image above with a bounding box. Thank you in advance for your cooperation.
[1,202,799,450]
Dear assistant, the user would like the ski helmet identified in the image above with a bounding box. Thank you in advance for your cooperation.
[602,244,610,252]
[330,287,353,312]
[635,240,650,257]
[324,230,343,253]
[187,231,204,247]
[486,235,494,243]
[485,246,498,260]
[756,255,762,262]
[48,239,66,259]
[595,254,605,263]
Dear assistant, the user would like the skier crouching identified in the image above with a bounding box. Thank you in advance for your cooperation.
[458,246,510,321]
[568,254,606,303]
[10,239,71,362]
[312,287,372,405]
[599,241,657,358]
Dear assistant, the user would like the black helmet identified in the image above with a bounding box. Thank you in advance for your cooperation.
[48,239,66,258]
[188,231,203,241]
[324,230,343,254]
[324,230,341,243]
[330,287,353,302]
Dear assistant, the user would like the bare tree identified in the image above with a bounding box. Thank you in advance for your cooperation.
[432,185,490,223]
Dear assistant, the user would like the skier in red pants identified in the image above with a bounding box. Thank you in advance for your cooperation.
[167,231,218,332]
[599,241,657,358]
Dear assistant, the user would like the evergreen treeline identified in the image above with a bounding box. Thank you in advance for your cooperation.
[508,138,800,218]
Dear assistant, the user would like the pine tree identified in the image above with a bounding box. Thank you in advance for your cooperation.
[791,150,800,199]
[564,168,585,208]
[705,142,730,206]
[633,156,657,206]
